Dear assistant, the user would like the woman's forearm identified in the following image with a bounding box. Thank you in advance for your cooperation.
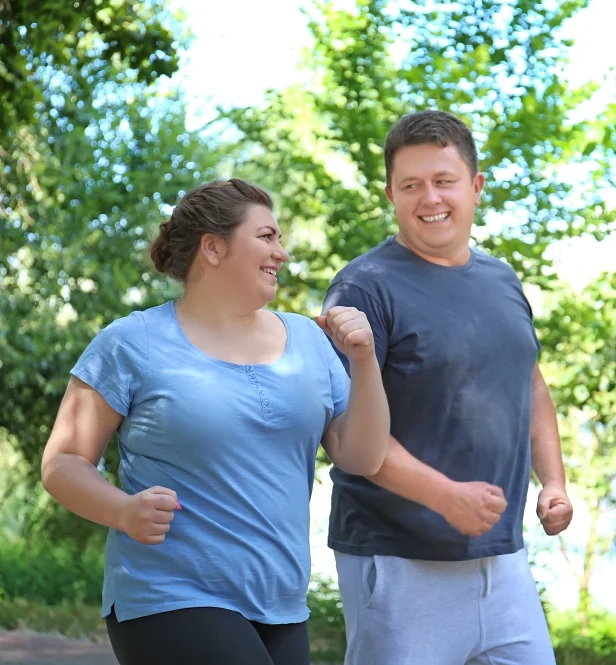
[336,356,390,475]
[42,453,129,531]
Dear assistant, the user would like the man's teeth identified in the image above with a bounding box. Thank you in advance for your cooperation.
[261,268,276,276]
[421,213,449,223]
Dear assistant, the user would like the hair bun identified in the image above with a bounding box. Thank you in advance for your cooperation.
[150,220,174,275]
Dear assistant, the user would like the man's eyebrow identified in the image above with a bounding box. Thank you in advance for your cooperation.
[398,171,458,182]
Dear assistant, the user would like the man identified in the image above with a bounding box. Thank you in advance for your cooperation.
[322,110,573,665]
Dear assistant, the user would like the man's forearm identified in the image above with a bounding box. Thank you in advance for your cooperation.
[530,366,566,488]
[365,435,455,515]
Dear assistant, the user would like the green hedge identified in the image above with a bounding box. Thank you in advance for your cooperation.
[0,536,104,605]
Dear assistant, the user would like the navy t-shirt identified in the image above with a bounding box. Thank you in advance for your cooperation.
[323,237,540,561]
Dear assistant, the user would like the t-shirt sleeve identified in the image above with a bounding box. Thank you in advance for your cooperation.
[515,279,541,354]
[322,279,390,373]
[70,311,149,416]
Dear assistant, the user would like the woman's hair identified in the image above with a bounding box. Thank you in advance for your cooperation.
[150,178,274,281]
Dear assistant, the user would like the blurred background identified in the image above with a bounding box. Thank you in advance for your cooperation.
[1,0,615,662]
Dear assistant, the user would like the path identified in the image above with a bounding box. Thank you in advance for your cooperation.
[0,629,117,665]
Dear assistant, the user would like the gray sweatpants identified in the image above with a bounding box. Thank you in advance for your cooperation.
[335,549,556,665]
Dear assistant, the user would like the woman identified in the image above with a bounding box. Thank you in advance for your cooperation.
[41,178,389,665]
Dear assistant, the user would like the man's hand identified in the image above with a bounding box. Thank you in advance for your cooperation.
[440,481,508,538]
[537,484,573,536]
[316,306,375,364]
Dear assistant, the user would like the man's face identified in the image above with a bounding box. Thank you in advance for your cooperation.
[385,143,485,266]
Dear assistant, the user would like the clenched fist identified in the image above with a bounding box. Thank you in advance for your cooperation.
[441,481,508,538]
[537,484,573,536]
[118,486,181,545]
[316,306,375,364]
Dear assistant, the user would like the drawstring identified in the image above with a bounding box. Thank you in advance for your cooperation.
[483,558,492,597]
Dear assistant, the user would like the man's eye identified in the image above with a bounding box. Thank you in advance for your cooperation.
[261,234,273,239]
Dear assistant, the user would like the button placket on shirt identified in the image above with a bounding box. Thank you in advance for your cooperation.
[245,365,272,418]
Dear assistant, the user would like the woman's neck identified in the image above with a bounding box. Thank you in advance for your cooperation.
[175,284,260,334]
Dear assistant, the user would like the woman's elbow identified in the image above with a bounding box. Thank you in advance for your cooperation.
[337,450,386,477]
[40,452,56,491]
[40,446,68,492]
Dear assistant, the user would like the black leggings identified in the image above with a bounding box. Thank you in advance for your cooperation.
[106,606,310,665]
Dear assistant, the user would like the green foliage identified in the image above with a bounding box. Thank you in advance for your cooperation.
[224,0,616,307]
[537,272,616,615]
[0,0,179,136]
[0,599,106,640]
[307,576,346,662]
[0,2,225,520]
[539,273,616,436]
[0,536,103,605]
[551,610,616,664]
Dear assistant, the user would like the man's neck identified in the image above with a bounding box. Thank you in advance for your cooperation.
[394,234,471,267]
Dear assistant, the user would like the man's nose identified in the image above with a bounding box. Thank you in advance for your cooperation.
[423,184,443,205]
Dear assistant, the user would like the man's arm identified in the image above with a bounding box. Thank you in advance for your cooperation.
[531,364,573,536]
[366,436,507,539]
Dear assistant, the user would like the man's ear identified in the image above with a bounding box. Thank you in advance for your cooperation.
[473,173,485,206]
[385,186,394,204]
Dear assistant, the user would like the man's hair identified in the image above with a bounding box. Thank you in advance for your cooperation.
[384,110,478,186]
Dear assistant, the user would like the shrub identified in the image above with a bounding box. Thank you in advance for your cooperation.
[0,536,104,605]
[551,610,616,665]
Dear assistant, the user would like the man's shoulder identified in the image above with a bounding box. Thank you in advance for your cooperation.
[332,237,400,291]
[472,249,522,282]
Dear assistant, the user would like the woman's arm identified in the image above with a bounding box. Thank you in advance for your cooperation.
[318,307,390,476]
[41,377,178,544]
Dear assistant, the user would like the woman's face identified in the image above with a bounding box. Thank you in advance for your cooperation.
[217,205,289,306]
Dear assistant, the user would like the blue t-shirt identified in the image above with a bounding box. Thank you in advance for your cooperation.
[71,302,349,623]
[323,238,540,561]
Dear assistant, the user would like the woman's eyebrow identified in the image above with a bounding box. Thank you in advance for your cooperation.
[259,226,282,238]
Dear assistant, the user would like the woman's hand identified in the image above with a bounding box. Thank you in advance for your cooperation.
[316,306,375,364]
[119,486,181,545]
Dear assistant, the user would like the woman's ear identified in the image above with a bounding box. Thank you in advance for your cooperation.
[199,233,227,266]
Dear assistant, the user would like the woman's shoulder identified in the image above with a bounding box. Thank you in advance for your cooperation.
[274,311,319,333]
[275,310,323,338]
[103,302,171,336]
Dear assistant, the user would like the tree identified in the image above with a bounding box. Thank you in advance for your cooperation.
[222,0,616,312]
[0,3,226,543]
[0,0,178,137]
[538,273,616,618]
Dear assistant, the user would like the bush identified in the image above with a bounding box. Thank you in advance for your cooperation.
[0,598,107,640]
[0,536,104,605]
[307,576,346,662]
[551,610,616,665]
